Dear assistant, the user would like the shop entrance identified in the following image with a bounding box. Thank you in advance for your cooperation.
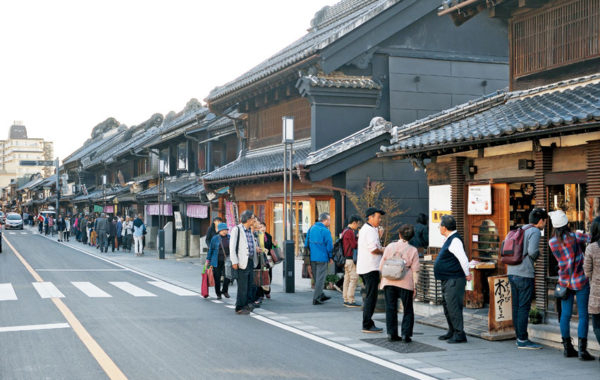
[466,182,535,308]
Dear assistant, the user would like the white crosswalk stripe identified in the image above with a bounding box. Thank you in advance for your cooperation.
[110,282,156,297]
[32,282,65,298]
[2,281,201,300]
[71,282,112,298]
[0,283,18,301]
[147,281,197,296]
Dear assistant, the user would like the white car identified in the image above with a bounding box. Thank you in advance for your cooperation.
[5,213,23,230]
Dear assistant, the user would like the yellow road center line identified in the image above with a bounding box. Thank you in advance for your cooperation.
[5,236,128,380]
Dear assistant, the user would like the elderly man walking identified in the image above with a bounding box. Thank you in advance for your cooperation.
[95,213,109,253]
[434,214,472,344]
[306,213,334,305]
[357,207,385,333]
[230,210,258,315]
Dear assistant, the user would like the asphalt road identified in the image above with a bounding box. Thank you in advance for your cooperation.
[0,231,409,380]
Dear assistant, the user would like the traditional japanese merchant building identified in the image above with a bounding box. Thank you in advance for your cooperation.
[204,0,509,252]
[380,0,600,319]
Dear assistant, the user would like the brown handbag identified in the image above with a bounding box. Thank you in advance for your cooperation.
[302,257,312,279]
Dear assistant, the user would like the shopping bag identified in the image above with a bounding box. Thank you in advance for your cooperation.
[270,246,283,264]
[201,273,209,298]
[206,267,215,287]
[253,269,270,287]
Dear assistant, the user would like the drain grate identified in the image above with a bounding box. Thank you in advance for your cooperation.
[361,338,445,353]
[374,319,423,334]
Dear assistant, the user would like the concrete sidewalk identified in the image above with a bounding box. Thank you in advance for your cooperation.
[41,227,600,380]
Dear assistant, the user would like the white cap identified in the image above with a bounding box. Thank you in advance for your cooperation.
[549,210,568,228]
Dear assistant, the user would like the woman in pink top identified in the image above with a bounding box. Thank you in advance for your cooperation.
[380,224,420,342]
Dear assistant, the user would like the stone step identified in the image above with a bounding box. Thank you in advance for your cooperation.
[528,321,600,354]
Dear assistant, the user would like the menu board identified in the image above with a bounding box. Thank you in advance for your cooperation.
[468,184,492,215]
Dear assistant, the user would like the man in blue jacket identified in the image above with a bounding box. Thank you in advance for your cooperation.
[306,213,333,305]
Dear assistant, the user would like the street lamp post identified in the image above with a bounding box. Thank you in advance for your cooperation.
[55,158,59,217]
[157,159,165,259]
[102,174,107,212]
[282,116,295,293]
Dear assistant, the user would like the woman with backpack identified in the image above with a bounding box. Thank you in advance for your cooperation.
[583,216,600,355]
[379,224,420,343]
[548,210,594,361]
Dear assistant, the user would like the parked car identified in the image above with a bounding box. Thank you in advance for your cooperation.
[5,213,23,230]
[0,211,5,224]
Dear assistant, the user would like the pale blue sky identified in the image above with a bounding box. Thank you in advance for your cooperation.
[0,0,337,161]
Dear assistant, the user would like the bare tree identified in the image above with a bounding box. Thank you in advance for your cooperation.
[347,178,404,246]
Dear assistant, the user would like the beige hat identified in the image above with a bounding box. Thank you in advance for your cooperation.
[549,210,568,228]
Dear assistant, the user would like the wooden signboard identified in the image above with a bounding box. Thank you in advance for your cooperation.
[482,275,515,341]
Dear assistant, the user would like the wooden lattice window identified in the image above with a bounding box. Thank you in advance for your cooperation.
[247,97,311,149]
[511,0,600,78]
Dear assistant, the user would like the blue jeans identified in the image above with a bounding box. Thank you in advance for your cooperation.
[508,275,534,340]
[560,283,590,338]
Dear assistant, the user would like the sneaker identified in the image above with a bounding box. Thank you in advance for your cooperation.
[344,301,361,308]
[517,339,542,349]
[362,326,383,334]
[319,294,331,301]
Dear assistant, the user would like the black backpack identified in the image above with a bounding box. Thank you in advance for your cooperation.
[332,229,349,268]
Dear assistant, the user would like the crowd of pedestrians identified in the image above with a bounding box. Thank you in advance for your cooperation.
[23,202,600,357]
[30,211,146,257]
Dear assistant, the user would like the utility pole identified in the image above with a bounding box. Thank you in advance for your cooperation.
[55,158,59,216]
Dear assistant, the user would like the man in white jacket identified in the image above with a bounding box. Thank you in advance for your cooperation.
[230,210,258,315]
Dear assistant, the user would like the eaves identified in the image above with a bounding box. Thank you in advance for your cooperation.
[378,121,600,159]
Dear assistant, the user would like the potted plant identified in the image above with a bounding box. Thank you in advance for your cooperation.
[529,306,542,324]
[325,274,339,290]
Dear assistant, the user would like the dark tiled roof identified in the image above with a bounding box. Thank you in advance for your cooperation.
[72,186,130,202]
[172,182,205,199]
[380,75,600,155]
[63,118,123,165]
[136,175,199,200]
[73,189,103,202]
[186,110,242,135]
[17,176,44,191]
[206,0,401,102]
[305,117,392,166]
[203,140,312,183]
[302,74,382,90]
[162,99,208,134]
[87,114,164,167]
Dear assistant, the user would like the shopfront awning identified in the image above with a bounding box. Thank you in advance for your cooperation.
[186,203,208,219]
[146,204,173,216]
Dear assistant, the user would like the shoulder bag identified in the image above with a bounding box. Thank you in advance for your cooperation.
[555,238,578,299]
[381,243,409,281]
[221,238,233,280]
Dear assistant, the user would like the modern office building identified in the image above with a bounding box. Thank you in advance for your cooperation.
[0,122,54,188]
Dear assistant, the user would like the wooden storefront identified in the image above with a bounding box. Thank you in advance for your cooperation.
[231,179,336,254]
[426,133,600,315]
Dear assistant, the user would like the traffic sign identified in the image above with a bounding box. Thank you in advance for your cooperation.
[19,160,55,166]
